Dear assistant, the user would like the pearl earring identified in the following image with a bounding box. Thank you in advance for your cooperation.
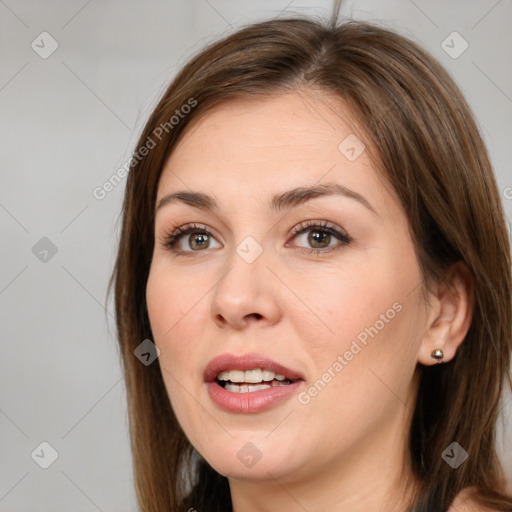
[431,348,444,361]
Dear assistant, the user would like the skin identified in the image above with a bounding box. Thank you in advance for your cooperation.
[146,91,475,511]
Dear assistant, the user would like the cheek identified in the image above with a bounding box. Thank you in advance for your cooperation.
[290,249,421,399]
[303,287,422,428]
[146,260,205,339]
[146,265,180,338]
[297,299,419,445]
[145,263,203,381]
[146,265,204,424]
[286,260,400,358]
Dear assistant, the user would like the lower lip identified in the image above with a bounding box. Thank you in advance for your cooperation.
[206,380,302,413]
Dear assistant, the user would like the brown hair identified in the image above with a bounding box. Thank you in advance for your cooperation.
[108,14,512,512]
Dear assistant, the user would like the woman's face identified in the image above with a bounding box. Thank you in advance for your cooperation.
[146,91,430,486]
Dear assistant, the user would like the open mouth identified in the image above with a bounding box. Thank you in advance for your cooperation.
[216,368,296,393]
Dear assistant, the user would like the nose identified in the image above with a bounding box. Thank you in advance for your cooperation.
[210,245,282,330]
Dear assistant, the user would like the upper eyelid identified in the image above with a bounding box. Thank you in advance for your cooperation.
[290,219,347,236]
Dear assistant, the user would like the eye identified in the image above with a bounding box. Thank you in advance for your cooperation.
[287,220,351,255]
[160,223,221,253]
[160,220,351,255]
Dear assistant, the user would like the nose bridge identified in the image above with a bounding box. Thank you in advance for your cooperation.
[216,234,267,302]
[210,233,280,327]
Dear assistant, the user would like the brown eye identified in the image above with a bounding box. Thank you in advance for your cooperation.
[162,224,221,252]
[188,233,210,250]
[307,230,332,248]
[290,220,351,255]
[162,220,351,256]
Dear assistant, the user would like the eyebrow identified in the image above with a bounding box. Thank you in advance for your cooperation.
[155,183,378,216]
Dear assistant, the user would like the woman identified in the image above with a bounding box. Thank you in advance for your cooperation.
[109,13,512,512]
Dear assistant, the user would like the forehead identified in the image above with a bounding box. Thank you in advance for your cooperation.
[169,92,358,157]
[157,91,393,213]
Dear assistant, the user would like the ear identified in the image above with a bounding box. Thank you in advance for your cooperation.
[417,261,474,366]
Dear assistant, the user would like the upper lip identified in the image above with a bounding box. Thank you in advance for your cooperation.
[204,353,305,382]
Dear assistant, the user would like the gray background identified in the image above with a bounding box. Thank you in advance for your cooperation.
[1,0,511,510]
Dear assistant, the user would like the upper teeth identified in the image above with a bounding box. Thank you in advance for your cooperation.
[216,369,287,383]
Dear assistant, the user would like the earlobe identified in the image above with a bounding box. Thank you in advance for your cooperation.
[417,261,474,367]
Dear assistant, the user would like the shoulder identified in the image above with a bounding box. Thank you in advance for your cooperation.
[448,487,501,512]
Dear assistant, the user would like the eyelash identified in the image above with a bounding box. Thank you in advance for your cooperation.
[160,220,351,256]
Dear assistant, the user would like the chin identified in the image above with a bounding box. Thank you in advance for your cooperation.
[194,434,307,482]
[207,453,297,482]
